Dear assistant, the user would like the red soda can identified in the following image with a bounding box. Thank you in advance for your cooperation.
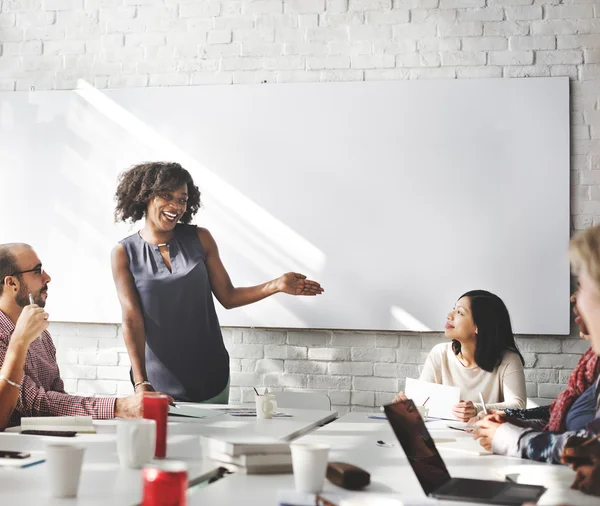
[143,394,169,458]
[141,461,188,506]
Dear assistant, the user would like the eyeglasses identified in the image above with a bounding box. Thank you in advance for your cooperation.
[10,265,43,276]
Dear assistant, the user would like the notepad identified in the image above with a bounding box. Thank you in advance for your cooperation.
[20,416,96,434]
[404,378,460,420]
[201,435,290,457]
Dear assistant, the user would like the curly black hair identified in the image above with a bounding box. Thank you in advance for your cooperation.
[114,162,201,224]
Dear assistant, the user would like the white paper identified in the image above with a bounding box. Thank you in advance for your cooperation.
[168,405,223,419]
[404,378,460,420]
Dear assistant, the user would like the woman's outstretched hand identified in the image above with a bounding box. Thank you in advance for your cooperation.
[277,272,324,296]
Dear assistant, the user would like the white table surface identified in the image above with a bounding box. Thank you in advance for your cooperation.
[187,412,600,506]
[0,404,337,505]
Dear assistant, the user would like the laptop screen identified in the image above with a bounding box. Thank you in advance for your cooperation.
[383,400,452,495]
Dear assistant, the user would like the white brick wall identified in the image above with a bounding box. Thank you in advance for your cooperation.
[3,0,599,413]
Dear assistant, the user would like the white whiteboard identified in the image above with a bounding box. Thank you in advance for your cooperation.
[0,78,570,334]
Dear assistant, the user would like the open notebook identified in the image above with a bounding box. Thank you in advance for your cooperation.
[20,416,96,434]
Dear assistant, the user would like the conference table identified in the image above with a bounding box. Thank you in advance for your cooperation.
[0,404,336,506]
[0,407,597,506]
[186,412,600,506]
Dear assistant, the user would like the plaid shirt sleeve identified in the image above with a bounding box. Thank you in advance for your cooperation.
[517,416,600,464]
[18,375,116,420]
[0,333,116,421]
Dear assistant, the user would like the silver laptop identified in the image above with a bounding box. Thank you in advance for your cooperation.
[383,401,546,505]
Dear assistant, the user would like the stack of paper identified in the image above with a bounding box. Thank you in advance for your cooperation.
[20,416,95,434]
[201,435,292,474]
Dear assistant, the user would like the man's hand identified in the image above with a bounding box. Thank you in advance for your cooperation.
[392,391,408,404]
[473,415,504,451]
[452,400,477,422]
[571,464,600,497]
[562,436,600,469]
[114,392,174,419]
[12,304,49,345]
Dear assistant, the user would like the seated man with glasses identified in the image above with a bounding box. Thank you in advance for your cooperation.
[0,243,170,428]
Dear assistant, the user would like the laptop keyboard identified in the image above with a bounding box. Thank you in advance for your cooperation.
[440,478,507,499]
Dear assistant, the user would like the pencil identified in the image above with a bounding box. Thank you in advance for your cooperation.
[581,434,600,447]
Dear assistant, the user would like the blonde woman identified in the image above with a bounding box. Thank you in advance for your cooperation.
[476,225,600,497]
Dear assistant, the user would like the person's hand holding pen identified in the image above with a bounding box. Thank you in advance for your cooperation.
[473,414,504,451]
[11,294,48,348]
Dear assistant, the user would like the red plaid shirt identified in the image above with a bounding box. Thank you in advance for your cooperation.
[0,311,115,427]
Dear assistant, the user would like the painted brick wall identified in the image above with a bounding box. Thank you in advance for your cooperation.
[2,0,599,413]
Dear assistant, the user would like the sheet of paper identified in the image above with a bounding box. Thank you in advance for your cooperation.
[168,405,224,419]
[404,378,460,420]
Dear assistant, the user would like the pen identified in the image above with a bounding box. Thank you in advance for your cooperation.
[478,392,488,415]
[580,434,600,447]
[169,401,180,409]
[29,293,43,341]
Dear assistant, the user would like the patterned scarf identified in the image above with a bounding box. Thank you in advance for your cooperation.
[545,347,599,432]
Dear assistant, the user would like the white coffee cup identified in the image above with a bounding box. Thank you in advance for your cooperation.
[45,443,86,498]
[290,442,330,494]
[417,405,429,421]
[255,394,277,419]
[117,418,156,469]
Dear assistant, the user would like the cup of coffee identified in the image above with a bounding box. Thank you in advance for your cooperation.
[45,443,86,498]
[290,442,330,494]
[117,419,156,469]
[255,394,277,419]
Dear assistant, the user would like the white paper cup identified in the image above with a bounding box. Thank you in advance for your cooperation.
[290,443,330,494]
[417,405,429,421]
[45,443,86,498]
[117,418,156,469]
[255,394,277,419]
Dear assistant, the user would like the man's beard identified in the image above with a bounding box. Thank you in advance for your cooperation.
[16,285,46,308]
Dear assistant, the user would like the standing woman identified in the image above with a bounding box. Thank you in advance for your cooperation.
[111,162,323,403]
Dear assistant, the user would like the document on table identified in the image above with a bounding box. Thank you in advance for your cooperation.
[168,405,224,419]
[404,378,460,420]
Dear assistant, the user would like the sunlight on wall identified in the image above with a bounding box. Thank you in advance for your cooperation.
[390,306,431,332]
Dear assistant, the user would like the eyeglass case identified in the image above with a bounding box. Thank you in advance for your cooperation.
[326,461,371,490]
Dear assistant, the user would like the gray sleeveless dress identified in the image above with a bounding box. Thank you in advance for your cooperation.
[120,224,230,402]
